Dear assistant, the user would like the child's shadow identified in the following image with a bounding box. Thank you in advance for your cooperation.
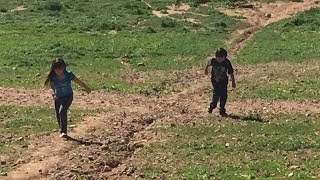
[64,136,103,146]
[227,114,264,122]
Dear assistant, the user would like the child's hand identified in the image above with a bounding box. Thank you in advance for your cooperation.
[85,87,92,94]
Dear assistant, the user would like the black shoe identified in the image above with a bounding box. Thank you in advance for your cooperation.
[220,112,228,117]
[208,105,216,114]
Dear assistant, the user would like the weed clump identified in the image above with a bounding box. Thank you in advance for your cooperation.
[0,7,8,13]
[161,18,177,28]
[43,0,63,11]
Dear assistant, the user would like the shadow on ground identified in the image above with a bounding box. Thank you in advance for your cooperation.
[227,113,264,122]
[65,136,103,146]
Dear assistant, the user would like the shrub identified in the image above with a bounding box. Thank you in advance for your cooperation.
[43,0,63,11]
[146,26,157,33]
[0,8,8,13]
[161,18,177,28]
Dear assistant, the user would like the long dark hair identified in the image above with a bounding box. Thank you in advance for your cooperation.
[44,58,66,87]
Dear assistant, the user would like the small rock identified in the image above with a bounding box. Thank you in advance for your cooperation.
[35,73,41,77]
[137,62,145,66]
[288,172,294,177]
[128,142,144,151]
[101,145,109,151]
[88,156,94,161]
[15,159,25,165]
[289,165,299,170]
[17,137,24,141]
[125,166,136,175]
[21,144,28,148]
[69,125,76,128]
[105,159,120,168]
[265,13,271,18]
[305,113,310,117]
[103,166,112,172]
[225,143,230,148]
[181,108,188,114]
[0,172,7,176]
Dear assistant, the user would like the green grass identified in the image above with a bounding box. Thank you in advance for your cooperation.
[0,0,246,93]
[0,105,88,149]
[0,103,99,175]
[236,8,320,65]
[141,113,320,179]
[0,105,95,174]
[228,61,320,100]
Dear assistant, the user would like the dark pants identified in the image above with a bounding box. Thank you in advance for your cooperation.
[54,94,73,134]
[210,82,228,113]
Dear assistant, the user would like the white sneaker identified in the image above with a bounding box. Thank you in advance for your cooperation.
[60,133,67,138]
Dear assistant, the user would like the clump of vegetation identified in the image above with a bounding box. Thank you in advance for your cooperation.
[236,7,320,64]
[192,0,210,7]
[215,21,227,28]
[284,8,320,31]
[0,7,8,13]
[146,26,157,33]
[98,21,125,31]
[161,18,177,28]
[43,0,63,11]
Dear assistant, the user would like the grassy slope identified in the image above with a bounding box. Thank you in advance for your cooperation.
[0,0,246,93]
[236,8,320,65]
[230,60,320,100]
[141,113,320,179]
[139,5,320,180]
[231,8,320,100]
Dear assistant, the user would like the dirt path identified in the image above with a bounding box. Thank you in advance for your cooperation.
[144,1,207,24]
[1,1,320,179]
[10,6,27,12]
[219,0,320,58]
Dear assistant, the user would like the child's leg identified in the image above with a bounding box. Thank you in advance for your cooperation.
[209,85,220,112]
[59,95,73,134]
[54,99,62,133]
[219,83,228,113]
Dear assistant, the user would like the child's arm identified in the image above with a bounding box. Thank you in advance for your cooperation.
[49,82,57,100]
[204,64,209,75]
[230,73,236,88]
[73,77,92,94]
[204,59,211,75]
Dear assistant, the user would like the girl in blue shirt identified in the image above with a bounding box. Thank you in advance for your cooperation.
[44,58,92,138]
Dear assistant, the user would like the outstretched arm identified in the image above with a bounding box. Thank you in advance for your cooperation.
[73,77,92,94]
